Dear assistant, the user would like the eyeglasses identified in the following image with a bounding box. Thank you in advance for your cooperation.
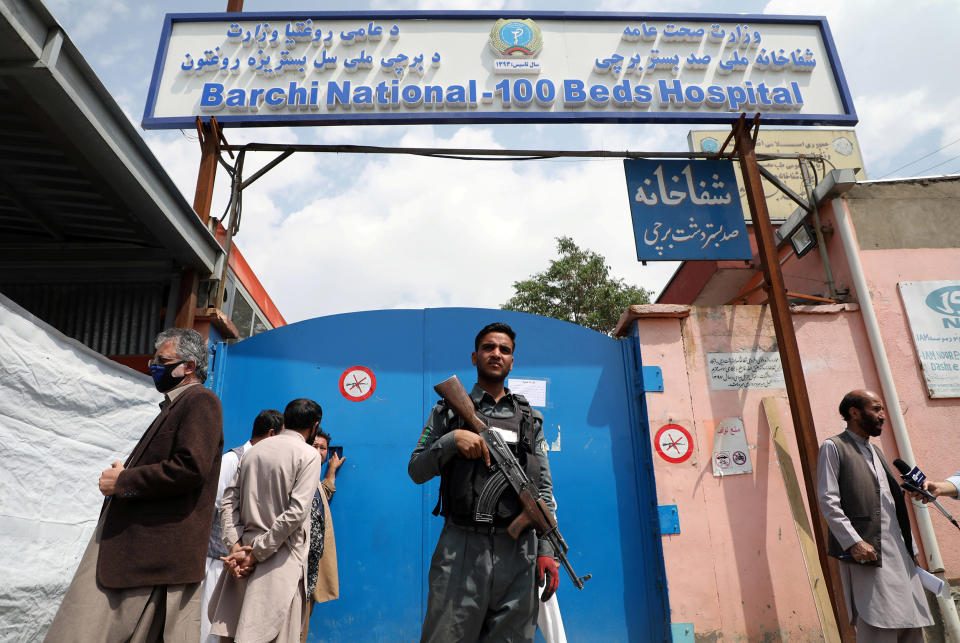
[148,356,184,368]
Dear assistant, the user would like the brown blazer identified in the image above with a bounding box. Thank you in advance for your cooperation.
[97,383,223,588]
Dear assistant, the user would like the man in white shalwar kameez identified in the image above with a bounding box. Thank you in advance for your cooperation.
[818,390,933,642]
[208,399,324,643]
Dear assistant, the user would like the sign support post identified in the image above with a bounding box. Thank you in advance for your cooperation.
[192,115,221,227]
[731,114,851,641]
[176,116,225,330]
[179,0,243,329]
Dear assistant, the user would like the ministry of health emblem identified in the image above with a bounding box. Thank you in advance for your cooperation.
[488,19,543,56]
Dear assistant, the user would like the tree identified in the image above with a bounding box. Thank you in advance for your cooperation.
[502,236,652,335]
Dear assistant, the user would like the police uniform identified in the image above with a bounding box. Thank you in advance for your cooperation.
[409,384,555,643]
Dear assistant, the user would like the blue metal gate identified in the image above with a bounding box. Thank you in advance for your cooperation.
[210,308,668,642]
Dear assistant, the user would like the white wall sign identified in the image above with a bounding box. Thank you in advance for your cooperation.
[144,11,855,129]
[899,281,960,398]
[712,417,752,477]
[707,351,785,390]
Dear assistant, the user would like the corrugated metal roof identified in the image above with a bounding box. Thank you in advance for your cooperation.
[0,0,223,278]
[0,82,151,247]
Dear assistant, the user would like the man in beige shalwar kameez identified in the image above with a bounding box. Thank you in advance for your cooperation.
[208,399,323,643]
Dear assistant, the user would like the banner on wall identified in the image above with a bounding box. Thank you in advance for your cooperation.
[144,11,855,129]
[899,280,960,398]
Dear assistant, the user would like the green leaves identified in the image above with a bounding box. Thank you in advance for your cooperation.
[502,236,651,335]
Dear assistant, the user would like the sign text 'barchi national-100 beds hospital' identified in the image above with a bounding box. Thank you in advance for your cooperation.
[143,11,856,129]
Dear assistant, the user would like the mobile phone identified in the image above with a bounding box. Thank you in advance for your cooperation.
[329,446,343,459]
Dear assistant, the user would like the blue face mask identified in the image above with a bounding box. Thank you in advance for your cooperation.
[149,361,185,393]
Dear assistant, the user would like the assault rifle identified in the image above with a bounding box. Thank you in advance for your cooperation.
[434,375,591,592]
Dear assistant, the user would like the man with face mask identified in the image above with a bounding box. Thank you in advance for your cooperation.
[208,398,324,643]
[45,328,224,642]
[817,390,933,642]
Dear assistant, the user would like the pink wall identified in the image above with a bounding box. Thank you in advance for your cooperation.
[855,244,960,573]
[630,302,904,639]
[627,182,960,637]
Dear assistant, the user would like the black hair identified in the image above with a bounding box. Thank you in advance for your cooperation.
[474,322,516,351]
[250,409,283,439]
[284,398,323,431]
[839,391,870,421]
[316,428,332,444]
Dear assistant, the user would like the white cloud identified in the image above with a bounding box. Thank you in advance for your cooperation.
[223,127,666,322]
[763,0,960,176]
[45,0,130,41]
[854,91,960,176]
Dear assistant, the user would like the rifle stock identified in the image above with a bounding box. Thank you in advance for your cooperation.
[433,375,487,434]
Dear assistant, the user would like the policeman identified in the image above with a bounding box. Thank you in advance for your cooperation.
[409,322,559,643]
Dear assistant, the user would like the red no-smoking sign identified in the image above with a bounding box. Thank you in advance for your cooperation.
[654,424,694,463]
[339,365,376,402]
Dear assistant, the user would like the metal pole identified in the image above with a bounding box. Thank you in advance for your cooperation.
[216,151,244,311]
[221,141,820,163]
[192,116,220,227]
[175,116,222,329]
[732,115,851,641]
[799,158,839,300]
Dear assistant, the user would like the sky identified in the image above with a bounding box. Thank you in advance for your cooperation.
[43,0,960,324]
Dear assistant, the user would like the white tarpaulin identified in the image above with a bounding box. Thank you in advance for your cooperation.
[0,292,162,642]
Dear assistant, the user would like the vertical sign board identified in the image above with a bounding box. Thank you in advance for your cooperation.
[624,159,752,261]
[899,281,960,398]
[143,12,855,129]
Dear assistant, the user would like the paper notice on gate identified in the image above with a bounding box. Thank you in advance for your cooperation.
[508,378,547,407]
[712,417,753,477]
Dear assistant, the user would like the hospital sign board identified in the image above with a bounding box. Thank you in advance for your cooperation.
[624,159,752,261]
[143,11,855,129]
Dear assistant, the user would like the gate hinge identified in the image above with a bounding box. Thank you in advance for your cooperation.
[641,366,663,392]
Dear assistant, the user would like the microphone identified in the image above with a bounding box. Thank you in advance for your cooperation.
[893,459,934,500]
[893,458,960,530]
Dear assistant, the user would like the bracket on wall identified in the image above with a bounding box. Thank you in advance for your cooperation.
[671,623,695,643]
[641,366,663,392]
[658,504,680,535]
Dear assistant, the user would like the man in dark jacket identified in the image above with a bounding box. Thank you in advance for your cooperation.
[46,328,223,642]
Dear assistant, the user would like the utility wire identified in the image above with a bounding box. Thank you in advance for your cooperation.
[913,152,960,177]
[876,135,960,179]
